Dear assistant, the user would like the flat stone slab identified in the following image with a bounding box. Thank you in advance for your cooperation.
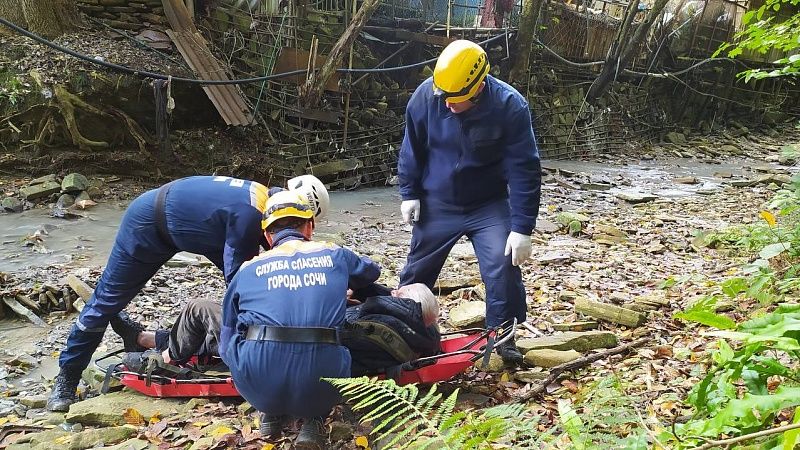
[65,389,191,426]
[614,190,658,204]
[552,321,599,332]
[20,181,61,201]
[7,425,136,450]
[448,301,485,328]
[524,349,581,368]
[517,331,618,354]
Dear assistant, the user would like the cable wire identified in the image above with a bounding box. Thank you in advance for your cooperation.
[0,17,506,85]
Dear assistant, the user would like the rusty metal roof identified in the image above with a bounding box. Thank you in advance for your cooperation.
[162,0,253,126]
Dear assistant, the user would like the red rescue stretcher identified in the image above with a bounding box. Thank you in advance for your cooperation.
[96,320,517,398]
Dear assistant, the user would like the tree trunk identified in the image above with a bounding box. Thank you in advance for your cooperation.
[298,0,383,108]
[509,0,546,84]
[586,0,639,101]
[587,0,669,101]
[1,0,83,39]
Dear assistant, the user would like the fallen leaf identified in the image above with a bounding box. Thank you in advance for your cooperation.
[355,435,370,449]
[760,210,777,227]
[76,199,97,209]
[209,425,235,438]
[261,445,275,450]
[124,408,145,425]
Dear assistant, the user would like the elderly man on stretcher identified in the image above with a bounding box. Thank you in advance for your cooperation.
[117,281,442,382]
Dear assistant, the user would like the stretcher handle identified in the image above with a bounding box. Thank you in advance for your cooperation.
[408,319,518,366]
[114,370,233,384]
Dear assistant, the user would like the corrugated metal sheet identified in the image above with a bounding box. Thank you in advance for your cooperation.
[162,0,253,126]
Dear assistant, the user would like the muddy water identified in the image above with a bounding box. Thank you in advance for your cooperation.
[0,158,786,273]
[0,188,402,273]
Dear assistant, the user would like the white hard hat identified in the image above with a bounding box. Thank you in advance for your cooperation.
[287,175,330,220]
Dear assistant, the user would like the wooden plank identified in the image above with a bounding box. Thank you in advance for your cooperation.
[273,47,342,92]
[162,0,252,126]
[363,26,455,47]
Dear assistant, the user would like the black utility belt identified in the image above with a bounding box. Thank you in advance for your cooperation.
[245,325,340,345]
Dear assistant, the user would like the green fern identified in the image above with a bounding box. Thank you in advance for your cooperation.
[326,377,459,449]
[326,377,551,449]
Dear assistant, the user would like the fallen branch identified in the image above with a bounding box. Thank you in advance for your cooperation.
[689,422,800,450]
[516,336,650,403]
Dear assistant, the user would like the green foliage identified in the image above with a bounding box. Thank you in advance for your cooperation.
[326,377,542,449]
[0,74,30,108]
[568,376,649,449]
[674,298,736,329]
[666,305,800,447]
[715,0,800,81]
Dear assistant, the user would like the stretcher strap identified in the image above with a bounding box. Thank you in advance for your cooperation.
[154,181,177,248]
[344,321,418,364]
[246,325,339,344]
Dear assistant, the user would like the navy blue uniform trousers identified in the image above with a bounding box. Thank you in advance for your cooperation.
[399,197,526,327]
[59,190,177,371]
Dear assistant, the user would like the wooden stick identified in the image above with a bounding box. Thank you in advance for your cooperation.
[516,336,649,403]
[689,422,800,450]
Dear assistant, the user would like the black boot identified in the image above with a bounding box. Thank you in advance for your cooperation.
[296,417,326,450]
[109,311,146,352]
[46,368,81,412]
[259,412,284,438]
[497,339,524,366]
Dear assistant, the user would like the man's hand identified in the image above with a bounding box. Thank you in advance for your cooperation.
[401,199,421,225]
[504,232,531,266]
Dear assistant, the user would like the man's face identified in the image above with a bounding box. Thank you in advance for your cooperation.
[445,99,476,114]
[442,81,485,114]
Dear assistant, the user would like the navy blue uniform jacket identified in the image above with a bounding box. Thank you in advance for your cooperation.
[219,237,380,417]
[397,75,542,235]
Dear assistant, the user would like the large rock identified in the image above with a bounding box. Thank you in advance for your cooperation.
[8,426,135,450]
[552,321,598,332]
[65,390,189,426]
[1,197,23,213]
[514,370,549,383]
[580,182,613,191]
[18,395,47,408]
[308,159,362,179]
[665,131,686,144]
[614,190,658,204]
[524,349,581,368]
[556,211,590,227]
[20,181,61,201]
[56,194,75,209]
[536,251,573,265]
[30,174,58,185]
[475,353,505,372]
[592,225,626,238]
[574,298,646,328]
[448,301,485,328]
[517,331,618,354]
[61,173,89,193]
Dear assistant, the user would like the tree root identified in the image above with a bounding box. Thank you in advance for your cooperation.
[53,84,110,151]
[6,71,155,157]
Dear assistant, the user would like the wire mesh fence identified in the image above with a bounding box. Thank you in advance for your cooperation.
[198,0,798,186]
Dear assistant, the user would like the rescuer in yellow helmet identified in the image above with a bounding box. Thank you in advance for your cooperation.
[397,39,543,365]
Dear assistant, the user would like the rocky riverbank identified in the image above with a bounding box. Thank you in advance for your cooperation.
[0,126,798,449]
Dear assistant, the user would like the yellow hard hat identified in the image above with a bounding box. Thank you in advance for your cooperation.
[432,40,489,103]
[262,190,314,230]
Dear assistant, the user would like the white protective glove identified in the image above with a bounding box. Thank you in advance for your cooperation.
[504,231,532,266]
[401,199,421,225]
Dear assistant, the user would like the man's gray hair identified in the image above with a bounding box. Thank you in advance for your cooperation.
[397,283,439,326]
